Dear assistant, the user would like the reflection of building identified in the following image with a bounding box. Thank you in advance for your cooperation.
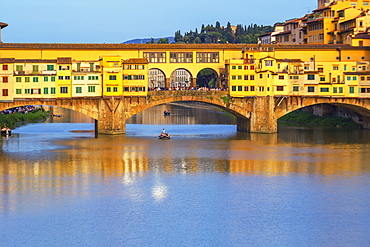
[170,69,191,88]
[149,69,165,88]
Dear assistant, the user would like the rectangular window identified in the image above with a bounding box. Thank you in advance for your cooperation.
[237,76,242,80]
[293,86,299,92]
[25,89,30,94]
[196,52,219,63]
[259,87,264,92]
[106,87,111,92]
[2,65,8,70]
[169,52,193,63]
[238,86,242,91]
[65,76,70,80]
[143,52,166,63]
[278,75,284,80]
[250,75,255,80]
[33,77,38,82]
[47,65,54,71]
[16,89,22,94]
[339,87,343,93]
[276,86,284,91]
[346,76,351,81]
[232,76,236,80]
[333,87,337,93]
[250,65,255,70]
[250,86,255,91]
[88,86,95,92]
[307,74,315,80]
[16,65,23,71]
[124,87,129,92]
[352,76,357,81]
[320,87,329,92]
[51,87,56,94]
[32,65,39,73]
[231,86,236,91]
[244,65,249,70]
[238,66,242,70]
[113,87,118,92]
[333,66,338,70]
[264,60,273,67]
[60,87,68,94]
[51,76,55,82]
[44,77,48,82]
[43,88,49,94]
[232,66,236,70]
[244,86,249,91]
[2,89,8,96]
[2,77,8,83]
[58,76,64,80]
[25,77,30,82]
[349,86,354,93]
[308,86,315,92]
[244,75,249,80]
[109,75,117,80]
[16,77,21,82]
[76,87,82,93]
[320,77,325,81]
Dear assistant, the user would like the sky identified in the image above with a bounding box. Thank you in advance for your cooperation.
[1,0,317,43]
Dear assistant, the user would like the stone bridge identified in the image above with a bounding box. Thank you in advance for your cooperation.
[1,91,370,134]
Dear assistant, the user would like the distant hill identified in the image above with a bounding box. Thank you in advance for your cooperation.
[123,37,175,44]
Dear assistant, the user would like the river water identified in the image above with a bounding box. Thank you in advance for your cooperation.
[1,103,369,247]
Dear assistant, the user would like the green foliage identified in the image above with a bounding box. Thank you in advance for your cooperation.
[197,68,217,87]
[0,110,49,129]
[278,110,361,128]
[174,21,273,44]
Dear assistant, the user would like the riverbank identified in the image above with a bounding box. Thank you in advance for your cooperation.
[0,109,50,129]
[278,110,362,128]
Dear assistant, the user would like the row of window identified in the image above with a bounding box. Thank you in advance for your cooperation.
[106,87,146,92]
[230,85,359,94]
[74,76,99,80]
[231,65,256,70]
[143,52,219,63]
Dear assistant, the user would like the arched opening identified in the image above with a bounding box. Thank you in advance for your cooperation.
[196,68,218,88]
[278,103,370,129]
[148,68,166,89]
[169,69,192,88]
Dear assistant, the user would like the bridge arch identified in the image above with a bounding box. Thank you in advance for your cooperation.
[169,68,193,88]
[275,96,370,129]
[196,68,219,88]
[148,68,166,88]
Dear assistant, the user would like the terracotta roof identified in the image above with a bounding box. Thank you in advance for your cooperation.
[273,31,291,36]
[0,58,15,63]
[306,18,324,24]
[57,57,72,64]
[122,58,148,64]
[344,71,370,75]
[353,33,370,39]
[276,59,303,63]
[14,59,57,63]
[0,22,8,28]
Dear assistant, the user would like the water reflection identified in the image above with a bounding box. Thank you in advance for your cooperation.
[1,103,370,246]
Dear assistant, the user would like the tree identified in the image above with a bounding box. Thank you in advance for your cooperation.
[157,38,169,44]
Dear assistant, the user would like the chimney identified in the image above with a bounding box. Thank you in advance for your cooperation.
[0,22,9,43]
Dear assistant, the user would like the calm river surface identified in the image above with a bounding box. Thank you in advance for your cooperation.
[1,103,370,246]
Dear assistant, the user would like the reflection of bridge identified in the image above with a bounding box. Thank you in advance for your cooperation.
[1,90,370,135]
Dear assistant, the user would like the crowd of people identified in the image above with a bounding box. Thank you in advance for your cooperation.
[0,105,38,115]
[149,87,227,91]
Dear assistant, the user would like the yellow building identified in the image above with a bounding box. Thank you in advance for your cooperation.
[72,60,101,98]
[56,57,72,98]
[100,56,122,97]
[122,58,148,96]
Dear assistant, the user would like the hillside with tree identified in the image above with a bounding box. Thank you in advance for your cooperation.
[174,21,274,44]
